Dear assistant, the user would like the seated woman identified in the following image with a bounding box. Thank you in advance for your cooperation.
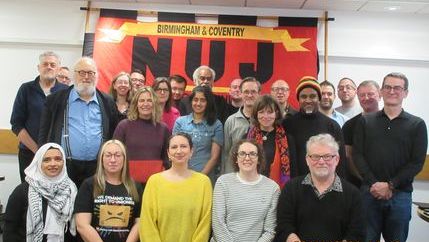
[140,133,212,242]
[173,86,223,181]
[246,94,297,187]
[113,87,170,183]
[74,139,143,242]
[109,71,133,120]
[211,139,280,242]
[3,143,77,242]
[152,77,180,131]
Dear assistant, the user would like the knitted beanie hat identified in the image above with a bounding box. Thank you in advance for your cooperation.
[296,76,321,100]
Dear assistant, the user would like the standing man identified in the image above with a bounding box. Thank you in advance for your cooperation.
[283,76,346,178]
[353,72,427,242]
[221,77,261,174]
[181,65,235,124]
[228,78,243,109]
[342,80,381,187]
[168,74,188,115]
[130,69,145,92]
[57,66,71,85]
[10,51,68,182]
[275,134,364,242]
[336,77,362,118]
[270,79,297,118]
[319,80,349,127]
[39,57,119,187]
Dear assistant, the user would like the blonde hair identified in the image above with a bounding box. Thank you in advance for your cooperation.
[127,87,162,125]
[93,140,139,201]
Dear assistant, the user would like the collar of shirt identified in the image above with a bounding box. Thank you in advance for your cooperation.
[379,108,408,120]
[185,113,208,125]
[69,88,99,104]
[302,173,343,199]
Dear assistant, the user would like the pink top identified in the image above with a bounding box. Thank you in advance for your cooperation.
[162,107,180,131]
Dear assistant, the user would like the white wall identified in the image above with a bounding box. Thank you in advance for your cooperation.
[1,1,428,241]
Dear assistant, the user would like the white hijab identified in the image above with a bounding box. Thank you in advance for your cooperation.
[24,143,77,242]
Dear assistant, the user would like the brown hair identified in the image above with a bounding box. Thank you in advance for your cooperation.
[127,87,162,124]
[230,139,266,173]
[251,95,283,127]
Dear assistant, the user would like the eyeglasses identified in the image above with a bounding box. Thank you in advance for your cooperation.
[382,85,405,92]
[155,88,169,93]
[307,154,336,162]
[271,87,289,93]
[199,76,213,81]
[131,78,145,83]
[237,151,258,159]
[41,62,58,68]
[75,70,96,77]
[338,85,356,91]
[57,75,70,80]
[104,153,123,160]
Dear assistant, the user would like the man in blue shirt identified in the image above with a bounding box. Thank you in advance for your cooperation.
[10,51,68,182]
[39,57,119,187]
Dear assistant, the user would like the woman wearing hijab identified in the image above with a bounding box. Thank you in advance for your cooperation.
[3,143,77,242]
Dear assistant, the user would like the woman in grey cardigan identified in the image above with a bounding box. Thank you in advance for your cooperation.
[211,139,280,242]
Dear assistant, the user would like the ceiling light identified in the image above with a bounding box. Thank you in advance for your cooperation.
[385,6,401,11]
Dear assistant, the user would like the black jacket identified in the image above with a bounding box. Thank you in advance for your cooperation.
[38,86,119,146]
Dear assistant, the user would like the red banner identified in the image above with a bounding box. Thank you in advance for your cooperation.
[92,12,318,107]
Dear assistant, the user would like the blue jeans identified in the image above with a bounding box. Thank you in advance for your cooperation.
[361,187,411,242]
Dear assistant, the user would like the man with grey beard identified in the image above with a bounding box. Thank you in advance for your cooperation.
[39,57,119,187]
[11,51,68,182]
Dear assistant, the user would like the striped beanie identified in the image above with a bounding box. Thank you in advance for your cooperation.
[296,76,321,100]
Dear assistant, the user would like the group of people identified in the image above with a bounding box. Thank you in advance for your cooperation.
[4,50,427,242]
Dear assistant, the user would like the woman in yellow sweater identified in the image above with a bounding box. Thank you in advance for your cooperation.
[139,132,212,242]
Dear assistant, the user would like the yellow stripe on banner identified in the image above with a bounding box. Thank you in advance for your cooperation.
[185,85,229,93]
[97,22,311,52]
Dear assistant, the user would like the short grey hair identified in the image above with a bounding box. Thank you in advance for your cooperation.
[358,80,380,91]
[306,133,339,155]
[192,65,215,85]
[39,51,61,65]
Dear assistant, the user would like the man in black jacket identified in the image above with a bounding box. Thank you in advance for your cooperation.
[39,57,119,187]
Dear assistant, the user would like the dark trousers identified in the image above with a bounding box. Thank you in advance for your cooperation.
[67,159,97,188]
[18,148,35,183]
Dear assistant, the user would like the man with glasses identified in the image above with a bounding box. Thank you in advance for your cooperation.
[270,79,297,118]
[274,133,364,242]
[353,72,427,242]
[342,80,381,187]
[283,76,347,178]
[130,69,146,92]
[56,66,71,85]
[222,77,261,174]
[10,51,68,182]
[335,77,362,118]
[39,57,119,187]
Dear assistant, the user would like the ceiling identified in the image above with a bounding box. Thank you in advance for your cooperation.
[86,0,429,14]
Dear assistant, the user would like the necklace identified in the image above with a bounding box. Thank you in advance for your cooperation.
[261,130,270,141]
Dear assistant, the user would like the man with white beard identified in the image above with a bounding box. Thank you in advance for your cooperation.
[39,57,119,187]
